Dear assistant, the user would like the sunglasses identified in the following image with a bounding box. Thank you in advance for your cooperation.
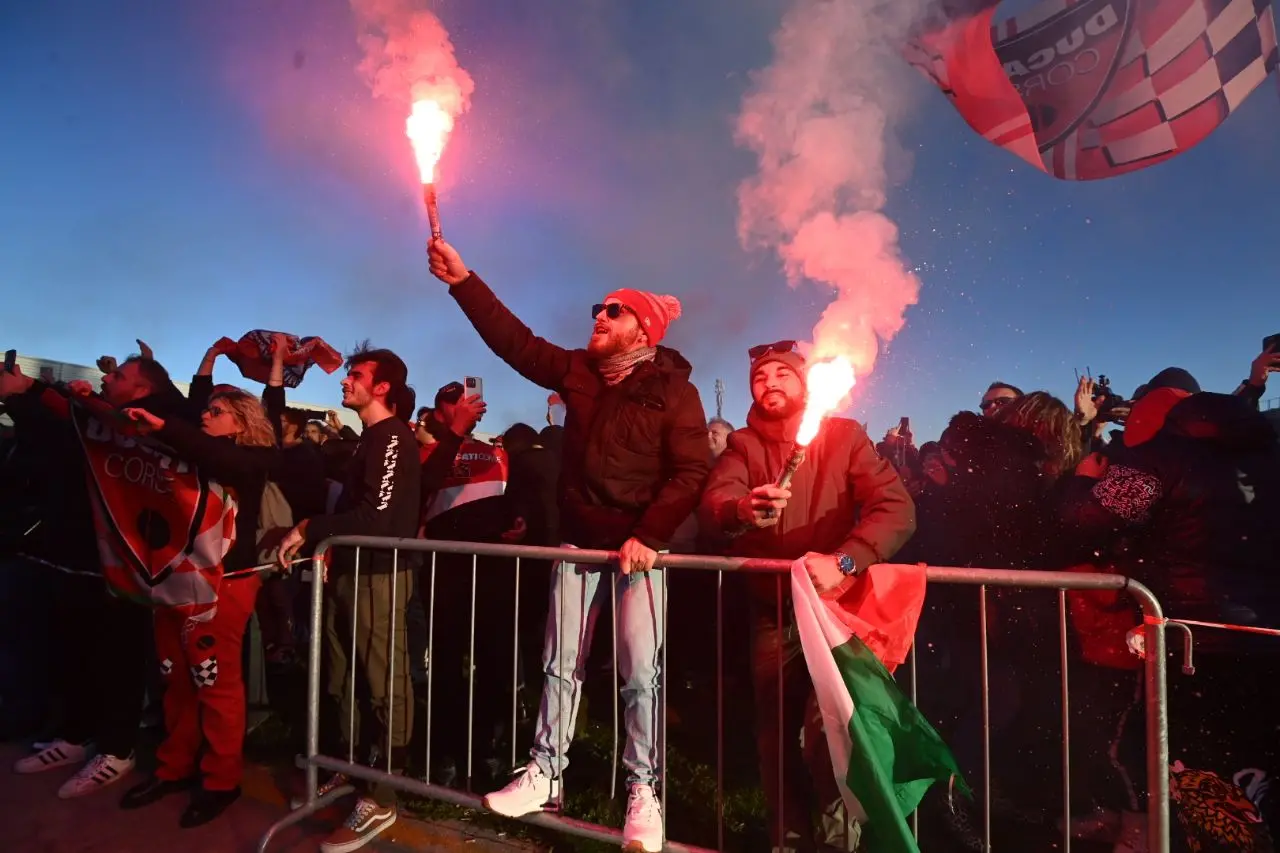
[979,397,1015,412]
[204,404,230,418]
[748,340,798,360]
[591,303,630,320]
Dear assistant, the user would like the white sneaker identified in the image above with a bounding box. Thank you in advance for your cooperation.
[482,762,559,818]
[623,784,664,853]
[290,772,350,809]
[57,753,135,798]
[319,798,396,853]
[13,740,90,774]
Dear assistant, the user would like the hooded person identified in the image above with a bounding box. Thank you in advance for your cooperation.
[698,339,917,852]
[427,239,709,853]
[1061,367,1280,845]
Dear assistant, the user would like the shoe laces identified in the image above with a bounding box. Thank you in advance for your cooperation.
[627,784,660,821]
[512,763,545,789]
[76,754,113,779]
[319,773,348,795]
[345,798,380,828]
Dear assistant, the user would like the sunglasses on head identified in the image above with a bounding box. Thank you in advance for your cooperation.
[748,340,798,360]
[591,303,629,320]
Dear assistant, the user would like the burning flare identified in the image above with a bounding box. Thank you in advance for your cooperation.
[406,98,453,184]
[797,357,856,445]
[776,357,856,490]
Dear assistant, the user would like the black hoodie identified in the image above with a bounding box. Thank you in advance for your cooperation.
[1061,392,1280,644]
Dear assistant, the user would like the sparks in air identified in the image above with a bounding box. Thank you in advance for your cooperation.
[406,99,454,184]
[796,357,856,445]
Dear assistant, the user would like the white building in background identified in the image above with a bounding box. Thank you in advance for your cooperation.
[2,353,364,433]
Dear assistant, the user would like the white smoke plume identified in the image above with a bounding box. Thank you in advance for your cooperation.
[350,0,474,116]
[737,0,928,376]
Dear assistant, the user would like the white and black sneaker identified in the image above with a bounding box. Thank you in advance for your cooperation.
[13,740,90,774]
[57,753,136,799]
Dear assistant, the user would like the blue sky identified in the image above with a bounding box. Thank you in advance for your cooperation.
[3,0,1277,442]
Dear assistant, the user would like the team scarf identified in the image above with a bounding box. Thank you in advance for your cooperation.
[69,395,237,623]
[214,330,342,389]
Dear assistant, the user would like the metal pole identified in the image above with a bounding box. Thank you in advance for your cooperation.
[910,643,919,842]
[611,579,619,802]
[979,585,991,853]
[306,546,327,803]
[350,547,360,765]
[388,549,398,774]
[512,557,521,771]
[776,573,785,852]
[715,570,725,852]
[426,552,436,776]
[467,553,478,789]
[1058,589,1071,853]
[1126,581,1171,853]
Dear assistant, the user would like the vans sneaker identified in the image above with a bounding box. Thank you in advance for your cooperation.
[290,772,350,809]
[319,798,396,853]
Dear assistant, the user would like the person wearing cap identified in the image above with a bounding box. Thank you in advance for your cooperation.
[699,340,916,852]
[427,239,710,852]
[1062,367,1280,845]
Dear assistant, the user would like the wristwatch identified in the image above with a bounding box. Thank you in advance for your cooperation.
[834,551,858,576]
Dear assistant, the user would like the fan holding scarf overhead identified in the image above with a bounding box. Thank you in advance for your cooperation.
[211,329,342,389]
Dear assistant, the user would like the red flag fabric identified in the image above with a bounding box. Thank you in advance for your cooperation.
[907,0,1279,179]
[816,561,928,673]
[69,396,237,622]
[214,330,342,388]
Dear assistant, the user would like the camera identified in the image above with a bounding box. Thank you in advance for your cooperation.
[1092,375,1129,424]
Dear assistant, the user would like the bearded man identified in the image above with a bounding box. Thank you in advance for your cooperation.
[699,341,916,853]
[427,239,709,853]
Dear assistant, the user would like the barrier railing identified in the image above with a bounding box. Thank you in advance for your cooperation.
[257,537,1170,853]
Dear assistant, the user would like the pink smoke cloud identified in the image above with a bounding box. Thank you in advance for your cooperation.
[736,0,926,377]
[350,0,474,116]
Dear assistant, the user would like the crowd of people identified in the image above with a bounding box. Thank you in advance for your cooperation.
[1,238,1278,853]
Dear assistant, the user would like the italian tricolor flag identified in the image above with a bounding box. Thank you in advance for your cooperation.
[792,557,968,853]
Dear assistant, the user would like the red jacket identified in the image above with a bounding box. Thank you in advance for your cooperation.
[700,406,916,603]
[449,273,709,551]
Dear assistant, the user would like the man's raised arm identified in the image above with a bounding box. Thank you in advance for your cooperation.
[428,239,573,391]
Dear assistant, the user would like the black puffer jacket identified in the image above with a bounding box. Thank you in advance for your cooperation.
[1060,392,1280,644]
[449,272,710,551]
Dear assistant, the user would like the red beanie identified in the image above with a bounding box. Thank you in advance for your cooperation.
[606,288,683,346]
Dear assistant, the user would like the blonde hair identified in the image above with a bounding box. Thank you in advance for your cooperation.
[210,388,276,448]
[992,391,1082,478]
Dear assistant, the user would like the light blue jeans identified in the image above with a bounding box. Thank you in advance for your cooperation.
[530,551,665,787]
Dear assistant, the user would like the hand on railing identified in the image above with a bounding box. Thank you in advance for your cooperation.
[278,520,316,578]
[618,537,658,574]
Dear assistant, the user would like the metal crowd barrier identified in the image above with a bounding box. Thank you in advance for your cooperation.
[257,537,1171,853]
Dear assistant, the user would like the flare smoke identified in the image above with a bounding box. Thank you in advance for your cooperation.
[350,0,474,122]
[737,0,925,376]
